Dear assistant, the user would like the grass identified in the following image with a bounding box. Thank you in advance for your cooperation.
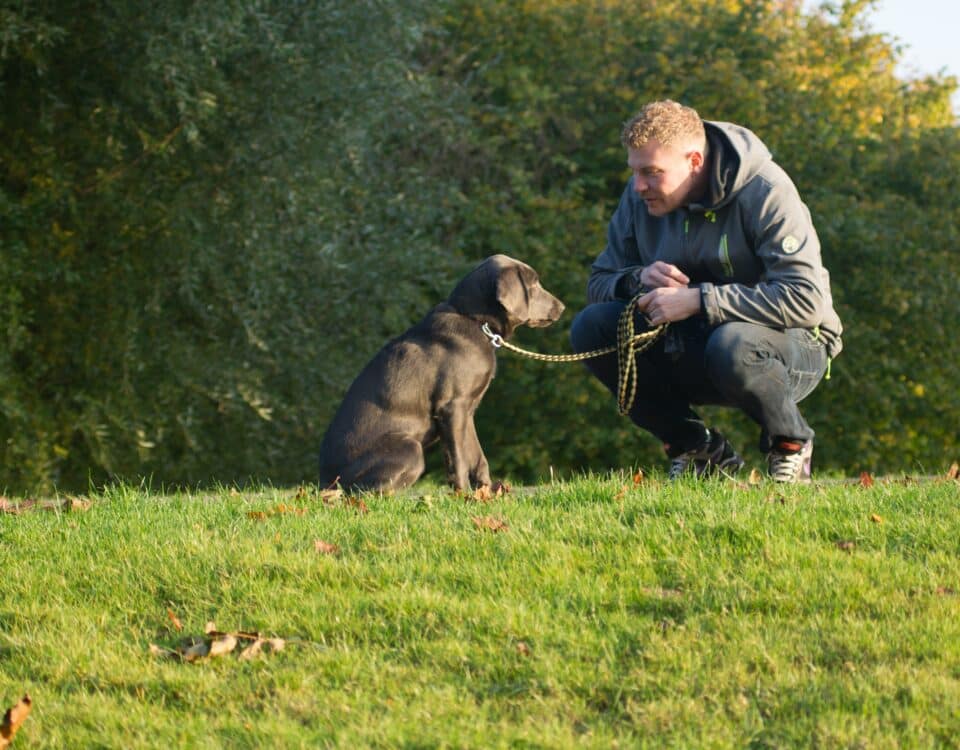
[2,473,960,748]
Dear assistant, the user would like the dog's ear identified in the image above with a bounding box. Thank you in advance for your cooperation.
[495,263,533,323]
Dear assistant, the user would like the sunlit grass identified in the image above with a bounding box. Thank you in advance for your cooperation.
[2,475,959,747]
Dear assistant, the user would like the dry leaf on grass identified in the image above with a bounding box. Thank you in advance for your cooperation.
[472,516,509,533]
[515,641,531,657]
[1,496,91,514]
[870,513,883,524]
[859,472,875,488]
[239,638,286,660]
[314,540,341,556]
[344,497,369,514]
[0,695,31,749]
[150,623,286,664]
[935,586,956,596]
[748,468,764,485]
[167,609,183,632]
[208,634,238,658]
[632,470,644,485]
[836,540,856,552]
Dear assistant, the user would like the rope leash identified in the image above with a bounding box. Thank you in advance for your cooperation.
[481,292,667,415]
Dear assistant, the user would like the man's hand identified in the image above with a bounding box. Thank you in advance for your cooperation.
[640,261,689,289]
[636,286,700,325]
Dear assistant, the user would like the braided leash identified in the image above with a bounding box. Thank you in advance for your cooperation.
[481,292,667,415]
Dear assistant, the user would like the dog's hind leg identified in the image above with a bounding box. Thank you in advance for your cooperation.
[338,434,425,492]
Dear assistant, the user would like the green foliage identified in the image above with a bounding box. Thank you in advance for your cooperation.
[1,0,469,490]
[1,0,958,490]
[3,479,960,745]
[429,0,960,479]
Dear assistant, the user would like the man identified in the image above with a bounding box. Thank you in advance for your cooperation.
[570,100,842,482]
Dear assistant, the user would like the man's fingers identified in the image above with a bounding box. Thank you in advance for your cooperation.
[644,262,689,288]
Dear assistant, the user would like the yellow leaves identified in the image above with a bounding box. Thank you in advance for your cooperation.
[0,695,31,749]
[314,540,341,556]
[472,516,509,533]
[461,481,511,503]
[0,496,91,514]
[150,619,287,663]
[167,609,183,632]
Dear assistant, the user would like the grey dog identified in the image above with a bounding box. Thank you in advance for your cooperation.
[318,254,564,492]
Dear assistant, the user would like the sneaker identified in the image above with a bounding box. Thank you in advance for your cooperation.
[767,438,813,483]
[666,429,744,480]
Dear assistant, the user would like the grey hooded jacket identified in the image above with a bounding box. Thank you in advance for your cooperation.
[587,121,843,358]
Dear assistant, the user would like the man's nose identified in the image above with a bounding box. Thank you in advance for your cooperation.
[633,175,648,193]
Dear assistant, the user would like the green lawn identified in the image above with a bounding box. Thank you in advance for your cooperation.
[2,475,959,748]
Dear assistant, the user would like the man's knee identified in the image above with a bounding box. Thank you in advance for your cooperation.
[704,323,773,385]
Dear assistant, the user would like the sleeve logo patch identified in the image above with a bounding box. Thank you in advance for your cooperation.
[782,235,801,254]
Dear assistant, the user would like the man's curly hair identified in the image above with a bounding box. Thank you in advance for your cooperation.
[621,100,706,150]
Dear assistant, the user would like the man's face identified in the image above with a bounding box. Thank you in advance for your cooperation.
[627,140,703,216]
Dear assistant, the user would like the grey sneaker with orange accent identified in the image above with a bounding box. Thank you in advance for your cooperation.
[666,429,744,480]
[767,438,813,483]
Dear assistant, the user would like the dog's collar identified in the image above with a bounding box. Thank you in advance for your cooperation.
[480,322,504,348]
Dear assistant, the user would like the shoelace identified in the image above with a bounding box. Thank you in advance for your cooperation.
[769,450,806,482]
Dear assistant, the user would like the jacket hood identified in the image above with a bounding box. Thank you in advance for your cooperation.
[695,121,771,211]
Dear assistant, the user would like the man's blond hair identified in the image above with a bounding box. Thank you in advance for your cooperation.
[621,100,706,151]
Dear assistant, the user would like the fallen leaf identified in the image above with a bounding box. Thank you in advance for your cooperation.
[836,540,856,552]
[148,643,179,659]
[167,609,183,632]
[491,480,511,495]
[472,516,509,533]
[472,485,493,502]
[62,496,91,512]
[247,511,268,521]
[632,470,644,485]
[239,639,265,660]
[273,503,306,516]
[0,498,26,515]
[748,468,763,485]
[936,586,956,596]
[344,497,369,514]
[1,694,32,749]
[265,637,285,653]
[948,462,960,481]
[208,634,238,658]
[515,641,531,656]
[613,485,628,502]
[314,540,341,556]
[859,472,875,488]
[870,513,883,524]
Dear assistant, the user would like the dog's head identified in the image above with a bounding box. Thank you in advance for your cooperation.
[448,254,564,337]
